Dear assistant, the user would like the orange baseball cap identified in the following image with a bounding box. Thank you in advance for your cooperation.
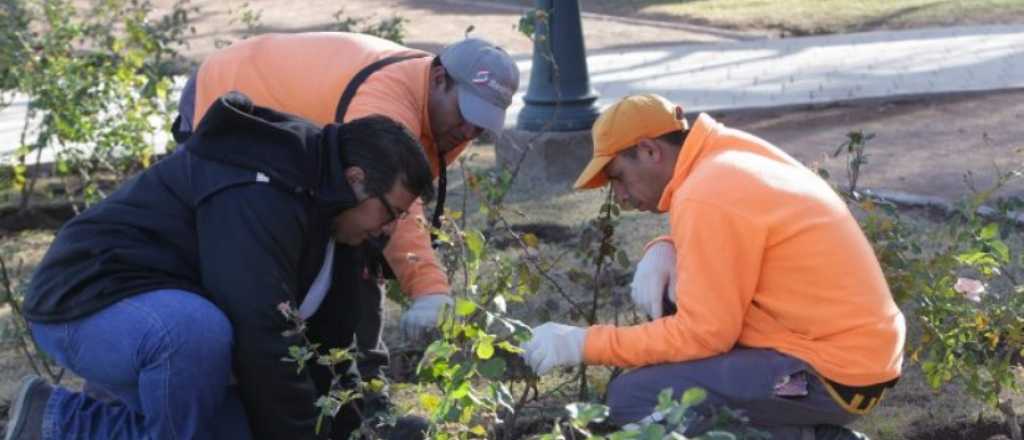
[573,94,688,190]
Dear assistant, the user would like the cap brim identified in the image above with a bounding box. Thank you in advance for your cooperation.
[457,85,506,133]
[573,155,614,190]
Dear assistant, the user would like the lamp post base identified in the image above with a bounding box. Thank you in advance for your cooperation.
[494,128,594,187]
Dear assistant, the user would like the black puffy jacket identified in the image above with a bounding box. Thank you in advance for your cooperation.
[25,93,369,439]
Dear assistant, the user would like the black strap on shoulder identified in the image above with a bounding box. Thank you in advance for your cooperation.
[334,53,449,248]
[334,54,428,123]
[431,149,447,244]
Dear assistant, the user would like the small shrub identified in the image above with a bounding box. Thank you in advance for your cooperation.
[828,131,1024,440]
[1,0,195,211]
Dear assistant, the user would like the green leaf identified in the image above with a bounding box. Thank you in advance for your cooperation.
[491,382,516,413]
[432,229,452,244]
[476,339,495,359]
[666,404,687,427]
[450,381,470,399]
[656,388,675,410]
[980,222,999,240]
[641,424,666,440]
[465,229,486,259]
[566,402,609,425]
[681,387,706,407]
[989,240,1010,264]
[496,341,522,353]
[418,341,456,375]
[478,357,507,380]
[455,299,477,317]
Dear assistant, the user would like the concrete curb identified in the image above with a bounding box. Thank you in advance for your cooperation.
[861,188,1024,226]
[697,87,1024,119]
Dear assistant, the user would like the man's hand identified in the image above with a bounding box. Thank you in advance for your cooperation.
[521,322,586,375]
[400,293,454,340]
[631,241,677,319]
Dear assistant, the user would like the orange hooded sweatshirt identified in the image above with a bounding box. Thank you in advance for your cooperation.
[583,114,905,387]
[193,32,465,297]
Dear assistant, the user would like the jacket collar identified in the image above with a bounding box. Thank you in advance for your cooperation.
[656,113,722,212]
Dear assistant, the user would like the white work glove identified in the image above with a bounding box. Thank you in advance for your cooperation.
[631,241,677,319]
[522,322,586,375]
[400,293,454,340]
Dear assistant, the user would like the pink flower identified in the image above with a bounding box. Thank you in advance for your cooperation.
[954,277,986,302]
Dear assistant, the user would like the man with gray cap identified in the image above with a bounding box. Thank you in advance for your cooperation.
[169,31,519,436]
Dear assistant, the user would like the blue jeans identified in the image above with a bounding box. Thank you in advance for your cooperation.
[29,289,252,440]
[607,348,858,440]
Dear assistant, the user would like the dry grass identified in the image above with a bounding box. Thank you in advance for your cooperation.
[497,0,1024,35]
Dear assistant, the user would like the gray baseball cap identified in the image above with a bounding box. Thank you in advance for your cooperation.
[439,38,520,133]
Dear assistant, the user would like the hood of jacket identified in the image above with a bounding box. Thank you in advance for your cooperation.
[184,92,358,218]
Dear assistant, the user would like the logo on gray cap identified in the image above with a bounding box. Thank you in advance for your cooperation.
[440,38,520,133]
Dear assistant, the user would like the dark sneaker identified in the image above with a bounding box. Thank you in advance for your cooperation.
[815,424,870,440]
[4,375,53,440]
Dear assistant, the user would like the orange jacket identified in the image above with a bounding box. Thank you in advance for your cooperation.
[583,114,905,387]
[193,32,466,297]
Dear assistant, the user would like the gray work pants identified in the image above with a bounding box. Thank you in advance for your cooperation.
[606,348,859,440]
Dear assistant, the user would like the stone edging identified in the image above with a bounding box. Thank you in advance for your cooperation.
[862,188,1024,226]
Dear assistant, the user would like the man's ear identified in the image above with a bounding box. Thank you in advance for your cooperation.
[345,166,368,200]
[429,65,448,89]
[636,138,663,164]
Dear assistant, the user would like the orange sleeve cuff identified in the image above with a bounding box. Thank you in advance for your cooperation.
[642,236,673,252]
[582,326,608,365]
[382,199,451,298]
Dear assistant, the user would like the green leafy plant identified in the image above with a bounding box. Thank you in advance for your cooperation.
[535,387,769,440]
[1,0,194,211]
[277,301,399,438]
[827,131,1024,440]
[413,207,540,439]
[564,189,632,400]
[907,189,1024,440]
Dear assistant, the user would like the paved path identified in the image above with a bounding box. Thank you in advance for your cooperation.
[507,24,1024,126]
[2,23,1023,166]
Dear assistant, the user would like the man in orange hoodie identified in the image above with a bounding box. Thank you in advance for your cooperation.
[172,32,520,379]
[521,94,905,439]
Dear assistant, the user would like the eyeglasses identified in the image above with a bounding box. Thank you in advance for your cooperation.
[376,194,408,224]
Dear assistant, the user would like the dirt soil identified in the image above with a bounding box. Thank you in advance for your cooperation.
[712,89,1024,202]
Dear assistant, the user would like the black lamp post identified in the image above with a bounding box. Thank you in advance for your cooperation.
[516,0,600,132]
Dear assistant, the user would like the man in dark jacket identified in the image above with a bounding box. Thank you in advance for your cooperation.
[5,92,434,440]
